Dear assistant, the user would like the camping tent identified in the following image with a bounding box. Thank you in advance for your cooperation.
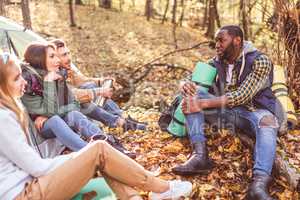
[0,16,45,58]
[0,16,82,73]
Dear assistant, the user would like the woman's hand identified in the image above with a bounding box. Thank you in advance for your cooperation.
[34,116,48,132]
[44,71,63,81]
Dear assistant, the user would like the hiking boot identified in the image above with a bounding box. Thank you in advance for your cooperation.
[246,173,274,200]
[106,134,137,159]
[172,141,213,175]
[123,115,148,132]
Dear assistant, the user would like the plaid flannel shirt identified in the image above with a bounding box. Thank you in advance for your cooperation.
[224,54,272,109]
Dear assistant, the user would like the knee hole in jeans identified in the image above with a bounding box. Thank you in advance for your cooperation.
[259,115,279,129]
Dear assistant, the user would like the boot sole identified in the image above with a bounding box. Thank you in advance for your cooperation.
[172,160,214,176]
[172,168,212,176]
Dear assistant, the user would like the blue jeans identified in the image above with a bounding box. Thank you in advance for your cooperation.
[186,90,280,175]
[40,111,104,151]
[79,82,123,128]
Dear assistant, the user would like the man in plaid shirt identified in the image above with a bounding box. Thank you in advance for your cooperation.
[172,25,283,200]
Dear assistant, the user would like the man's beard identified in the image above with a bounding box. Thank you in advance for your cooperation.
[220,42,235,61]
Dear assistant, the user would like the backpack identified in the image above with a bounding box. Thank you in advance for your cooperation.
[158,95,182,132]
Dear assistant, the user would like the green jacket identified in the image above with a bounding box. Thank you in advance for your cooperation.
[21,64,80,118]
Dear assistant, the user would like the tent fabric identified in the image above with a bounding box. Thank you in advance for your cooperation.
[0,16,45,58]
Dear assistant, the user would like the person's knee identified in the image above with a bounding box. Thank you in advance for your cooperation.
[94,140,110,151]
[67,110,86,120]
[95,140,112,158]
[259,115,279,129]
[47,115,63,124]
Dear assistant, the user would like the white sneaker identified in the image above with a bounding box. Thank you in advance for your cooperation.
[149,180,192,200]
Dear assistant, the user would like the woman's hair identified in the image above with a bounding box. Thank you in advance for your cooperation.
[24,42,56,71]
[0,54,29,138]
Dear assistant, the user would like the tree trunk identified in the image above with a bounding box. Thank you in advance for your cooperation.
[171,0,178,48]
[213,0,221,28]
[99,0,112,9]
[75,0,83,5]
[239,0,249,40]
[145,0,153,21]
[21,0,32,30]
[161,0,169,24]
[0,0,7,16]
[119,0,124,11]
[205,0,216,39]
[172,0,177,24]
[69,0,76,27]
[179,0,185,26]
[202,0,209,30]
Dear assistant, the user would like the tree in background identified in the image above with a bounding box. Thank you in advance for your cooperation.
[145,0,153,21]
[179,0,186,26]
[99,0,112,9]
[161,0,169,24]
[239,0,250,40]
[69,0,76,27]
[205,0,220,39]
[0,0,7,16]
[75,0,83,5]
[171,0,177,24]
[21,0,32,29]
[202,0,209,30]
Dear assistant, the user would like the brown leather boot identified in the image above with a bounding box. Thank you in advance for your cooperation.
[246,173,274,200]
[172,141,213,175]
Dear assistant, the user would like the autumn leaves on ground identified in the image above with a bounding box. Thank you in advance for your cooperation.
[7,1,300,199]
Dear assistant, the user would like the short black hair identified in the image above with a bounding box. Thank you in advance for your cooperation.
[220,25,244,41]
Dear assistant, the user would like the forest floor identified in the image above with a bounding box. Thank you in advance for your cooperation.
[7,1,300,199]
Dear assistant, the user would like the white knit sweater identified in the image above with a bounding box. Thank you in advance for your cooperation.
[0,108,72,199]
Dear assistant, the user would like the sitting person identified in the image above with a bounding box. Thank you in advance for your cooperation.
[21,43,134,157]
[51,38,147,132]
[171,25,284,200]
[0,52,192,200]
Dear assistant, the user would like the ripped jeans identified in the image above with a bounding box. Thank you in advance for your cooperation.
[186,90,280,175]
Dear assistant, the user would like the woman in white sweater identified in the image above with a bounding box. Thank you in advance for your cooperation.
[0,53,192,200]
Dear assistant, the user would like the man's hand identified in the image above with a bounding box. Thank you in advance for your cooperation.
[180,81,197,97]
[182,96,203,114]
[98,88,113,98]
[44,71,63,81]
[34,116,48,132]
[99,77,116,86]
